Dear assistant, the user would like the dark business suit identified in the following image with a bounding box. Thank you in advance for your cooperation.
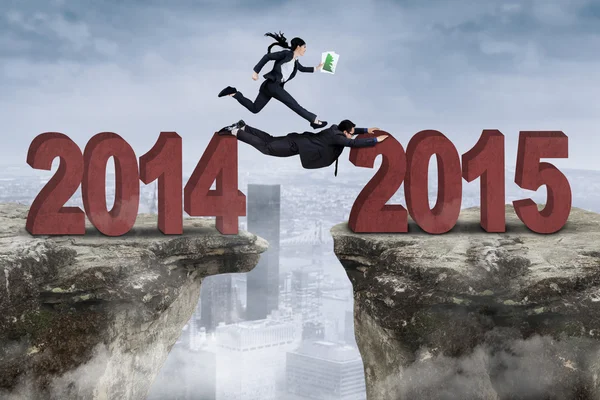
[236,124,378,175]
[232,50,318,123]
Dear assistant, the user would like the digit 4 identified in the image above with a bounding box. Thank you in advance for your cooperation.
[184,133,246,234]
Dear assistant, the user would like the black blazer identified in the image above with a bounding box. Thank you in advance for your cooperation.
[287,125,377,170]
[253,50,314,85]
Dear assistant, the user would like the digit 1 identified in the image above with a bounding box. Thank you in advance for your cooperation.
[26,132,85,235]
[348,131,408,232]
[82,132,140,236]
[139,132,183,234]
[404,130,462,234]
[513,131,571,233]
[184,133,245,234]
[462,130,505,232]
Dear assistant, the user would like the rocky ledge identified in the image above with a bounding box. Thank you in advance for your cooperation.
[0,203,267,400]
[332,205,600,400]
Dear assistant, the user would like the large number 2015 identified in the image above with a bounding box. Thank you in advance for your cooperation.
[349,130,571,234]
[25,129,571,236]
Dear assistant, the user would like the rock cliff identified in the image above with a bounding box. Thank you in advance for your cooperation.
[0,203,267,400]
[332,205,600,400]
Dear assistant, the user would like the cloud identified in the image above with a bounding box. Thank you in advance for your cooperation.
[378,332,600,399]
[0,0,599,174]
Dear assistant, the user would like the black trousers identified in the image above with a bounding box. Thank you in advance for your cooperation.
[237,125,299,157]
[233,80,317,123]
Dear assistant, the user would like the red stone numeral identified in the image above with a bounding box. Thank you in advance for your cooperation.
[513,131,571,233]
[462,130,505,232]
[348,131,408,232]
[25,132,85,235]
[82,132,140,236]
[140,132,183,234]
[405,130,462,234]
[184,133,246,234]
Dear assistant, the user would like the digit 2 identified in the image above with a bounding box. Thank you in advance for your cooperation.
[26,132,86,235]
[348,131,408,232]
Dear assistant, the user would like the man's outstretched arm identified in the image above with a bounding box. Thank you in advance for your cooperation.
[332,134,377,148]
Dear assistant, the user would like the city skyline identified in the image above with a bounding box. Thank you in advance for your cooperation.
[1,166,600,399]
[146,181,364,399]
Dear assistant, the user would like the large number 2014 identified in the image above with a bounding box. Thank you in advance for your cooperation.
[349,130,571,234]
[25,132,245,236]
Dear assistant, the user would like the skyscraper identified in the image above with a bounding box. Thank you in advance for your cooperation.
[246,184,281,320]
[344,310,356,346]
[291,266,323,324]
[200,274,237,332]
[215,310,300,400]
[286,340,366,400]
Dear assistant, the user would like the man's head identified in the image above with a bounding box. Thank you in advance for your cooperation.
[338,119,355,138]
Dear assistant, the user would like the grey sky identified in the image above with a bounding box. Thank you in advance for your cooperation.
[2,0,599,177]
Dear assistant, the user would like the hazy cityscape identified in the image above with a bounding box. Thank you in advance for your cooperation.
[1,162,600,400]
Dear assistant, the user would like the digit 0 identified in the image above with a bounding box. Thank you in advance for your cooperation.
[139,132,183,234]
[513,131,571,233]
[25,132,86,235]
[82,132,140,236]
[348,131,408,232]
[404,130,462,234]
[184,132,246,234]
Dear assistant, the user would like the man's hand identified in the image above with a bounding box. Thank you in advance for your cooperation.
[376,135,389,142]
[252,71,259,81]
[368,127,381,134]
[316,62,324,70]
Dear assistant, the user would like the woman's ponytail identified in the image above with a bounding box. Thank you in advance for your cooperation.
[264,31,290,53]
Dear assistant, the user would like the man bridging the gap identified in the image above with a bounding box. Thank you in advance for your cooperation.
[217,119,389,175]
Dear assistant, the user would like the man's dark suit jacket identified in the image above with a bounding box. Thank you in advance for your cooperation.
[288,125,378,170]
[253,50,314,85]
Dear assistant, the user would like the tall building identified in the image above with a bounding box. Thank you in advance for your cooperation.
[344,310,356,346]
[215,309,300,400]
[291,266,323,325]
[279,271,293,309]
[149,182,157,214]
[321,290,351,343]
[232,273,248,311]
[286,340,366,400]
[246,184,281,320]
[183,300,202,348]
[200,274,239,332]
[302,321,325,341]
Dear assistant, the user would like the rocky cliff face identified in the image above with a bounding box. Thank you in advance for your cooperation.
[0,203,267,400]
[332,205,600,400]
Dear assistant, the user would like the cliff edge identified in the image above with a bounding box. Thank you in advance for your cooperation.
[332,205,600,400]
[0,203,267,400]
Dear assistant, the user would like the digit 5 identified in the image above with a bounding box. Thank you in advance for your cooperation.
[513,131,571,233]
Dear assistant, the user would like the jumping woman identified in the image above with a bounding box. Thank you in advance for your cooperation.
[218,32,327,129]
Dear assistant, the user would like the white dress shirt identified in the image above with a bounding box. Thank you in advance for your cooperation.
[281,57,295,83]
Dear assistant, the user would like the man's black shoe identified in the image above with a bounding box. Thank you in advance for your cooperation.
[310,120,328,129]
[218,122,236,135]
[218,86,237,97]
[218,119,246,135]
